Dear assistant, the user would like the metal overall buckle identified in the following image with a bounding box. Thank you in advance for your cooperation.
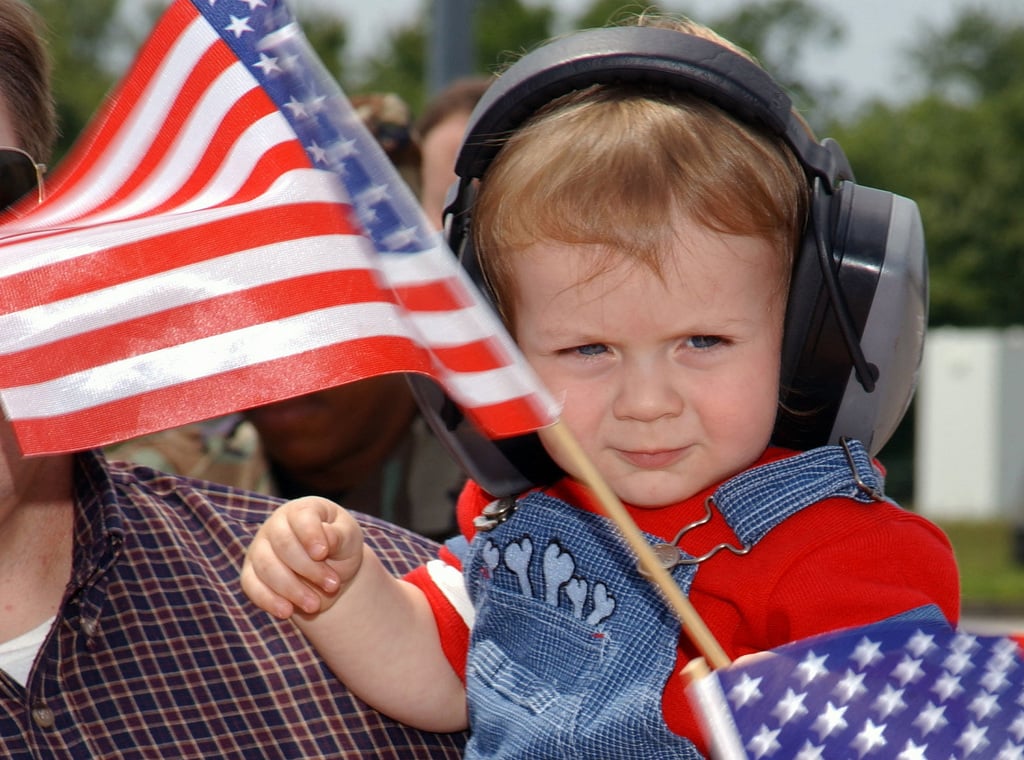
[473,496,518,532]
[638,496,751,577]
[840,436,884,502]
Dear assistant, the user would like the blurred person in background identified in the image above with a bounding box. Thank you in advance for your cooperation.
[415,76,491,230]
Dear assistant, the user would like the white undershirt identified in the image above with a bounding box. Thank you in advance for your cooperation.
[0,616,55,687]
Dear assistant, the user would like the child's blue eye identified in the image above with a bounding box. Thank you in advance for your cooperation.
[688,335,721,349]
[576,343,608,356]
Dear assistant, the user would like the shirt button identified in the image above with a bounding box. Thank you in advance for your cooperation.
[32,704,55,729]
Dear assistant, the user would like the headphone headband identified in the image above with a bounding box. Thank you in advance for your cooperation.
[455,27,845,186]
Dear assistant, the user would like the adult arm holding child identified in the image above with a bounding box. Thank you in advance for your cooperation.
[242,495,469,731]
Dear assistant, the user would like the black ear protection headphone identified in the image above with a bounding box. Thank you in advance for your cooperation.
[409,25,928,498]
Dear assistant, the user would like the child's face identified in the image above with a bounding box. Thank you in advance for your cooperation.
[513,219,785,508]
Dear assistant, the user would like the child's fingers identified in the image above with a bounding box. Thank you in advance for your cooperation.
[240,561,300,620]
[244,533,331,615]
[269,513,343,593]
[284,496,351,561]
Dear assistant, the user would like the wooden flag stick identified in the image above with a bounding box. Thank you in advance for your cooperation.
[541,419,732,670]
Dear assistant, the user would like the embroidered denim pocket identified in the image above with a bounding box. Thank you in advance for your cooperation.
[468,585,607,714]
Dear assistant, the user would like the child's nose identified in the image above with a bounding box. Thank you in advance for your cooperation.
[611,360,684,422]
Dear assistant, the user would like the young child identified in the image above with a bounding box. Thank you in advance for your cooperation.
[241,17,959,758]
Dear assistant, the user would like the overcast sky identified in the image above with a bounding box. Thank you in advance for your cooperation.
[293,0,1022,106]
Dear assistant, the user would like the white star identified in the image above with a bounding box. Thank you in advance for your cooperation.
[278,52,301,72]
[943,648,974,676]
[283,96,308,119]
[795,651,829,686]
[253,52,281,76]
[982,666,1012,692]
[811,701,848,740]
[890,654,925,686]
[834,668,868,703]
[307,94,328,114]
[357,184,390,206]
[955,722,990,755]
[334,138,358,160]
[871,683,907,719]
[851,636,884,669]
[987,647,1019,676]
[728,673,763,708]
[357,206,379,226]
[951,632,980,653]
[992,637,1020,662]
[746,725,782,759]
[905,629,936,658]
[1009,712,1024,742]
[794,740,825,760]
[850,719,887,758]
[969,690,1001,721]
[383,226,419,249]
[996,740,1024,760]
[224,15,253,38]
[239,0,267,9]
[306,141,328,165]
[895,738,929,760]
[771,688,809,725]
[932,671,964,701]
[913,701,948,736]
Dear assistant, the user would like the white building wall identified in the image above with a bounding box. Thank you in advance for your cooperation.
[997,330,1024,515]
[916,327,1024,520]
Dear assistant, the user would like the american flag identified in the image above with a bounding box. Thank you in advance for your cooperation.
[687,620,1024,759]
[0,0,558,455]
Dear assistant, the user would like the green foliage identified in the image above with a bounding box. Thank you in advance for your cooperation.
[476,0,556,72]
[28,0,139,159]
[344,24,427,109]
[829,8,1024,327]
[941,520,1024,612]
[571,0,666,30]
[706,0,841,115]
[297,10,349,85]
[350,0,557,112]
[910,9,1024,102]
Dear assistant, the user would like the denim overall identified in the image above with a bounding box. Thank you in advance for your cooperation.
[459,441,900,759]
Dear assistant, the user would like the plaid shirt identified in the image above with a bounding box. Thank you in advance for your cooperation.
[0,450,467,758]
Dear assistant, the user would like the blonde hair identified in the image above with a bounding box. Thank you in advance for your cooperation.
[472,17,809,328]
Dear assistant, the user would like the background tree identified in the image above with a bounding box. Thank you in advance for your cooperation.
[350,0,556,112]
[829,9,1024,328]
[30,0,139,159]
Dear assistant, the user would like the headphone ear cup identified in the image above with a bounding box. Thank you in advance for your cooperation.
[776,180,862,450]
[775,179,927,455]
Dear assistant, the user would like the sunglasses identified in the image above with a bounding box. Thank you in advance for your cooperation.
[0,147,45,211]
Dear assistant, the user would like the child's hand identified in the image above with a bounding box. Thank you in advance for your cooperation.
[241,496,364,620]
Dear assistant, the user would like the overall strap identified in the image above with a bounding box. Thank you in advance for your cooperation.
[714,439,885,547]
